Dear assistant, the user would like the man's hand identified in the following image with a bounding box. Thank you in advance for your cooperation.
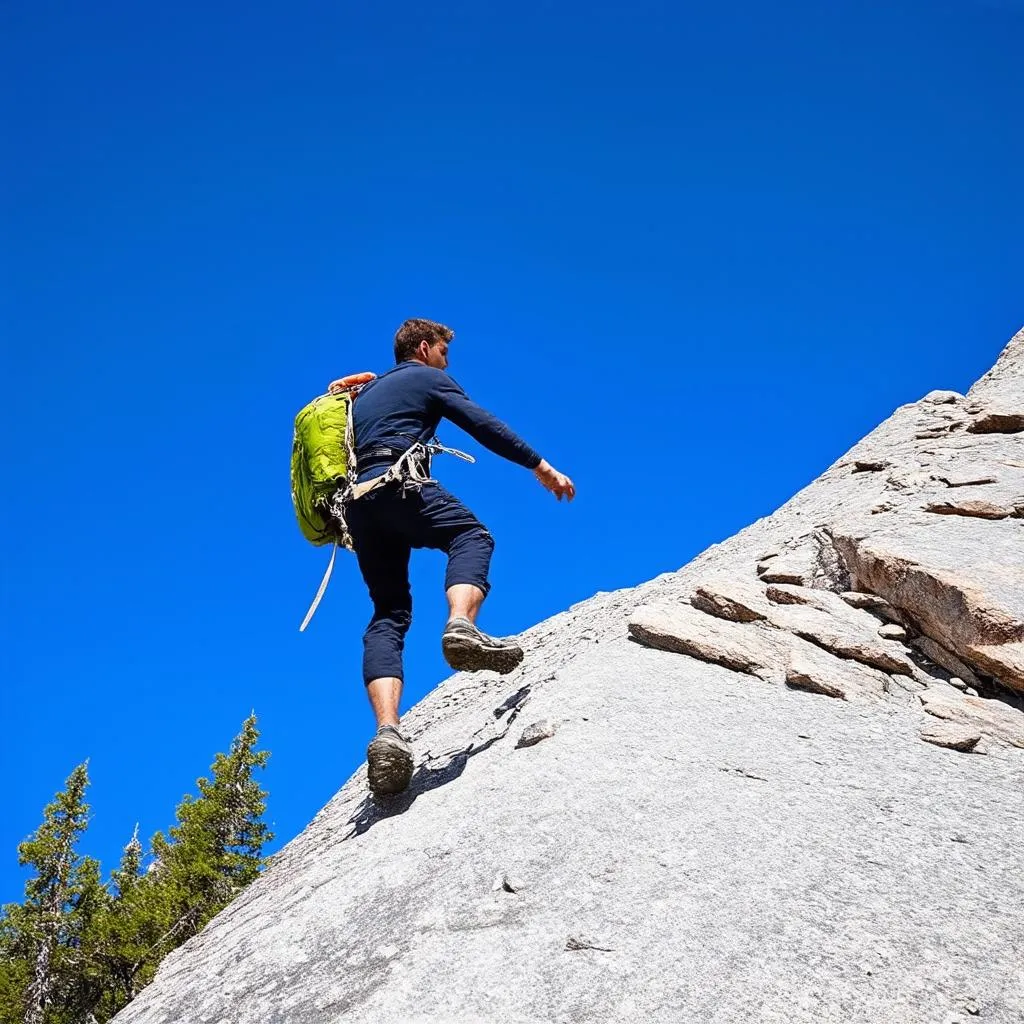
[533,459,576,501]
[327,378,347,395]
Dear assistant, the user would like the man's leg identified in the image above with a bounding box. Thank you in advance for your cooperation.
[357,537,413,698]
[446,582,485,625]
[353,528,415,795]
[366,676,403,730]
[407,484,524,674]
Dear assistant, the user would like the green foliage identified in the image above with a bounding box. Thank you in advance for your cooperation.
[0,716,272,1024]
[0,762,106,1024]
[160,713,273,924]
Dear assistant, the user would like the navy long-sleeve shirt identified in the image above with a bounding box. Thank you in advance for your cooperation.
[353,361,542,482]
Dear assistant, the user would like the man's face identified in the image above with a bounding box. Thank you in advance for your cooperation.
[421,339,450,370]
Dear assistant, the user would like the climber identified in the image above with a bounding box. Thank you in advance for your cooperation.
[328,318,575,797]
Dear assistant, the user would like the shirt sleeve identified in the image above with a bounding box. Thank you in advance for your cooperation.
[432,373,543,469]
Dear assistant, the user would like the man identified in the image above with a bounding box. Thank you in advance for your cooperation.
[330,318,574,797]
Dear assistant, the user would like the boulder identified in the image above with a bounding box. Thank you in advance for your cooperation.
[922,390,962,405]
[923,499,1015,520]
[765,601,917,677]
[918,722,982,752]
[877,623,907,641]
[966,407,1024,434]
[690,580,770,623]
[785,642,889,701]
[758,559,810,585]
[833,516,1024,693]
[766,583,891,629]
[516,719,557,749]
[919,684,1024,748]
[628,603,784,680]
[965,641,1024,696]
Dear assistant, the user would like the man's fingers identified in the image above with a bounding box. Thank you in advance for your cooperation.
[551,476,575,501]
[536,466,575,501]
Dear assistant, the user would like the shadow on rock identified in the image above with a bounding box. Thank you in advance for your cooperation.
[343,685,533,839]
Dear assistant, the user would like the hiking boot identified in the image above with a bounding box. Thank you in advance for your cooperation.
[366,725,414,796]
[441,617,524,674]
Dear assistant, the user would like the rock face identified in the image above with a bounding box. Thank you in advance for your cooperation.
[114,329,1024,1024]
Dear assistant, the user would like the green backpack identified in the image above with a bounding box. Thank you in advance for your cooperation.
[291,374,376,632]
[291,371,377,549]
[290,391,356,547]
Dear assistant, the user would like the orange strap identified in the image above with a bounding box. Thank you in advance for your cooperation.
[329,371,376,395]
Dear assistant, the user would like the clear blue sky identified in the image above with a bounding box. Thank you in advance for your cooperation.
[2,0,1021,906]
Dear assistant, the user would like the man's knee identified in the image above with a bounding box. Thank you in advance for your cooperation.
[362,608,411,684]
[445,525,494,595]
[471,525,495,557]
[365,605,412,637]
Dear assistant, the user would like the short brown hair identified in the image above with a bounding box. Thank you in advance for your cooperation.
[394,318,455,363]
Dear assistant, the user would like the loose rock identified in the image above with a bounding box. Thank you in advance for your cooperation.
[966,407,1024,434]
[877,623,907,641]
[840,591,897,616]
[919,685,1024,748]
[758,561,809,585]
[492,872,526,893]
[516,719,557,748]
[786,644,889,701]
[768,602,917,676]
[918,722,982,752]
[922,390,962,405]
[764,584,808,607]
[629,603,786,680]
[923,499,1013,520]
[690,580,769,623]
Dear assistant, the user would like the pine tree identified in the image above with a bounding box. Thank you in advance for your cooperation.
[83,828,149,1019]
[0,717,272,1024]
[0,763,105,1024]
[151,713,273,944]
[0,928,31,1024]
[87,714,272,1019]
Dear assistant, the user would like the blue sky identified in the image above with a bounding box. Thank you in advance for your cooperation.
[2,0,1021,906]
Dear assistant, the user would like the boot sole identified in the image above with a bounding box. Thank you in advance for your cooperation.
[366,738,414,796]
[442,635,524,675]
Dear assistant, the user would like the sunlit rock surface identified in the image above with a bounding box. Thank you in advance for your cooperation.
[115,329,1024,1024]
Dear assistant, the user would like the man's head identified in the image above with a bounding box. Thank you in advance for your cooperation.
[394,318,454,369]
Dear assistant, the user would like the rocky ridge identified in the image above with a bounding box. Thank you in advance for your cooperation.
[115,329,1024,1024]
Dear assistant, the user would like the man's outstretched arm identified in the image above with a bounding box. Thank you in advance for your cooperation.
[435,375,575,501]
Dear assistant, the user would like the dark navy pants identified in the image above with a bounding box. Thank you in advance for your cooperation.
[346,481,494,684]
